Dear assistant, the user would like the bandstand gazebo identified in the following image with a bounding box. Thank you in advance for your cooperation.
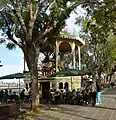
[24,36,85,98]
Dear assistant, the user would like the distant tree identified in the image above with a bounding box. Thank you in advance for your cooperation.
[75,0,116,82]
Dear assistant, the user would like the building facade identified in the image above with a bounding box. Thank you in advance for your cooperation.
[24,36,85,97]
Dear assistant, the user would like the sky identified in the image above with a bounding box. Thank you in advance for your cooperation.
[0,6,85,83]
[0,45,24,83]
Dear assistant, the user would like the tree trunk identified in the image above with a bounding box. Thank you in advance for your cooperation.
[23,45,40,110]
[30,69,40,110]
[109,73,113,84]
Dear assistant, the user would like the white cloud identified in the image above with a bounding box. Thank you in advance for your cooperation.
[66,5,86,34]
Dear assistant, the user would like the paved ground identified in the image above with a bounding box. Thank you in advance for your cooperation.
[35,87,116,120]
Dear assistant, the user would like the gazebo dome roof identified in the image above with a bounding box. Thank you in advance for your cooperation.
[40,36,85,53]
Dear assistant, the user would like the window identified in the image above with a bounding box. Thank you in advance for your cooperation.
[59,82,63,89]
[64,82,69,89]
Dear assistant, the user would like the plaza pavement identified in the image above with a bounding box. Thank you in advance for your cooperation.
[35,87,116,120]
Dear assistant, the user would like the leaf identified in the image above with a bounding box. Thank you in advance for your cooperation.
[75,0,116,76]
[6,42,16,50]
[0,38,5,44]
[0,0,7,8]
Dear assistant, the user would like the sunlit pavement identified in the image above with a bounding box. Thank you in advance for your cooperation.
[36,87,116,120]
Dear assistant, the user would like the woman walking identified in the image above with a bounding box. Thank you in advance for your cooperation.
[96,82,101,105]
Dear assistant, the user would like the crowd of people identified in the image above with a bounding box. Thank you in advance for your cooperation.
[44,80,102,109]
[0,88,31,105]
[0,89,19,104]
[0,79,102,109]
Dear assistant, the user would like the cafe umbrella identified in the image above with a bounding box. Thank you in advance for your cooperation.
[0,73,25,94]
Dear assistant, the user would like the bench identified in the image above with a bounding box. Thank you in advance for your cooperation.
[0,103,26,120]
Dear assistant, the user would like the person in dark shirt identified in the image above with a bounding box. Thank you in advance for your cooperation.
[20,89,25,103]
[45,89,52,109]
[90,82,97,106]
[96,82,101,104]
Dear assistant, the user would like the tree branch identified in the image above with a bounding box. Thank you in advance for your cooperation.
[33,1,40,21]
[1,12,23,49]
[9,0,28,41]
[13,10,28,40]
[34,0,52,20]
[36,27,53,43]
[36,1,81,43]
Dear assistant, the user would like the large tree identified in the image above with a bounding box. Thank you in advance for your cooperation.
[0,0,88,110]
[75,0,116,81]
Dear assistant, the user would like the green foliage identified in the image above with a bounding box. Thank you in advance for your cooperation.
[6,42,16,50]
[108,36,116,60]
[0,0,7,8]
[0,38,5,44]
[0,0,80,46]
[76,0,116,76]
[60,29,71,37]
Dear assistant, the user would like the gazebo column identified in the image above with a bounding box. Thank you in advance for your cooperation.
[72,42,76,69]
[56,41,59,72]
[78,46,81,70]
